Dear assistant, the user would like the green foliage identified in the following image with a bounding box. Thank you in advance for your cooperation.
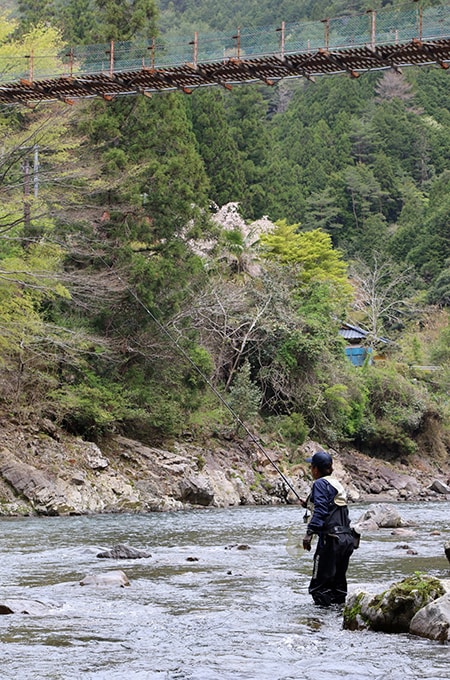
[0,11,66,78]
[82,94,211,238]
[1,0,449,459]
[352,363,434,457]
[260,223,353,305]
[273,412,309,447]
[16,0,55,32]
[188,89,246,208]
[185,346,213,389]
[102,148,128,174]
[55,0,98,44]
[302,186,342,239]
[94,0,158,41]
[412,172,450,277]
[430,319,450,365]
[367,365,429,427]
[371,99,429,182]
[0,240,71,382]
[50,374,137,437]
[227,360,262,430]
[259,220,302,263]
[222,87,274,219]
[16,0,158,43]
[345,381,369,438]
[261,223,348,282]
[187,399,229,438]
[99,353,209,439]
[323,384,353,434]
[428,265,450,306]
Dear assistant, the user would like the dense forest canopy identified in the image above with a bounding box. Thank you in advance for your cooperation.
[0,1,449,464]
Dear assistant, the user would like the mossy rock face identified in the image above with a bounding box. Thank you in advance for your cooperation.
[343,590,372,630]
[344,574,445,633]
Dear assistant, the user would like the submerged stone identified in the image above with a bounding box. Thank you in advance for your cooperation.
[79,570,130,587]
[0,599,57,615]
[96,544,151,559]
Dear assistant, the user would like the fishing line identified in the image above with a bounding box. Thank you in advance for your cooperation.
[92,245,304,503]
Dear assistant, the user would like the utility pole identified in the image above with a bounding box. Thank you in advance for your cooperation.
[20,144,39,245]
[22,156,31,237]
[33,144,39,198]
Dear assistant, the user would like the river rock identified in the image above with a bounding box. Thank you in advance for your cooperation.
[352,518,379,534]
[79,570,130,587]
[0,449,66,515]
[356,503,410,529]
[430,479,450,494]
[409,592,450,641]
[96,544,151,559]
[179,474,215,506]
[71,472,86,486]
[86,443,110,470]
[0,444,142,515]
[390,528,416,536]
[343,574,445,633]
[0,599,55,615]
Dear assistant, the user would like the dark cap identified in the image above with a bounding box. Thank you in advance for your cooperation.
[306,450,333,468]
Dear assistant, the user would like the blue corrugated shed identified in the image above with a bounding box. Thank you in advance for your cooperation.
[339,322,387,366]
[345,346,373,366]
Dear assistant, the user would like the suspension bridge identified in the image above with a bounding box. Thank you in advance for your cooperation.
[0,4,449,105]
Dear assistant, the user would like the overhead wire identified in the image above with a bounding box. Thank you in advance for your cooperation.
[0,96,306,503]
[90,243,304,504]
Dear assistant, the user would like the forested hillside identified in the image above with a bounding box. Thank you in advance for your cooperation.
[0,1,449,467]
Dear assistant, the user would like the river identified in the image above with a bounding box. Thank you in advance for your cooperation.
[0,501,449,679]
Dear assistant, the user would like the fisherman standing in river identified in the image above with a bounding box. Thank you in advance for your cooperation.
[302,450,355,607]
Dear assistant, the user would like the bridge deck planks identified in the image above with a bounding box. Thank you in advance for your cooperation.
[0,39,449,104]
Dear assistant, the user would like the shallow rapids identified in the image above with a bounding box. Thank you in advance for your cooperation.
[0,502,449,679]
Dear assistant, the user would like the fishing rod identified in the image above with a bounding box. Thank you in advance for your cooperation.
[96,250,305,504]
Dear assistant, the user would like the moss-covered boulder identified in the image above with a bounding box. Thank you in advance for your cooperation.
[343,574,445,633]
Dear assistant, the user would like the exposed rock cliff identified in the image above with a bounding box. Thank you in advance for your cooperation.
[0,420,448,516]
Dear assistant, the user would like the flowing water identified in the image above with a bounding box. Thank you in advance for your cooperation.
[0,502,449,679]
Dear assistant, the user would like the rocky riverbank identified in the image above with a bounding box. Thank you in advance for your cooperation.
[0,418,449,516]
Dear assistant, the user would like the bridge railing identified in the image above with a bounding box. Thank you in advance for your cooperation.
[0,4,449,85]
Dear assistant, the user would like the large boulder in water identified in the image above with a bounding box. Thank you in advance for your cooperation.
[355,503,411,530]
[343,574,445,633]
[409,592,450,641]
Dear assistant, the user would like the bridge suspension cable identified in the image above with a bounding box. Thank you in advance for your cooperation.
[0,3,448,105]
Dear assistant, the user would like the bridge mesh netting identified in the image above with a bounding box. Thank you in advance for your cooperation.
[0,3,449,84]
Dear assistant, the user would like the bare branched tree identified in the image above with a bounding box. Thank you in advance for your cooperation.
[349,253,417,344]
[184,262,301,389]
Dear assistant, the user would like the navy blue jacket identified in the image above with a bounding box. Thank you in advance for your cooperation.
[307,477,339,534]
[306,477,351,547]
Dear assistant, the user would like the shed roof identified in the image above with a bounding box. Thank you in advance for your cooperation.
[339,322,368,340]
[339,322,389,344]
